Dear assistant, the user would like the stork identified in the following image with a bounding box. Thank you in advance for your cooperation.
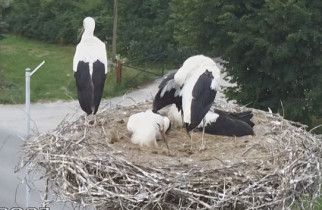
[73,17,108,125]
[127,110,170,149]
[164,102,255,137]
[153,60,255,141]
[153,55,221,150]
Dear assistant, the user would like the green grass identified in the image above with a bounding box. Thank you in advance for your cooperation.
[0,34,165,104]
[292,197,322,210]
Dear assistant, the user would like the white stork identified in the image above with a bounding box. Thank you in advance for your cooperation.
[73,17,108,125]
[153,55,221,150]
[127,110,170,149]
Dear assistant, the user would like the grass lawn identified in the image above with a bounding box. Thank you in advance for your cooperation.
[0,34,165,104]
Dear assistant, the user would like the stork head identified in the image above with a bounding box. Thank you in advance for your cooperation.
[157,123,169,150]
[83,17,95,31]
[80,17,96,40]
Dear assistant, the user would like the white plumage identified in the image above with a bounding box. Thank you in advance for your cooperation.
[73,17,108,74]
[167,104,184,128]
[167,104,219,129]
[174,55,220,88]
[196,110,219,128]
[127,110,170,148]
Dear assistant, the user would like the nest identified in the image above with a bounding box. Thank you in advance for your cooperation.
[17,100,322,209]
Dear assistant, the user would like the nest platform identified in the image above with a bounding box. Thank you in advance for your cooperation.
[18,100,322,209]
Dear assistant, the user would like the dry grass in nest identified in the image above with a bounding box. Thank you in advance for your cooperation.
[17,100,322,209]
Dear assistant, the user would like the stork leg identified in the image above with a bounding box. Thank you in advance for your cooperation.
[199,118,206,151]
[190,131,193,151]
[84,114,89,126]
[93,114,97,126]
[82,114,89,138]
[84,113,97,127]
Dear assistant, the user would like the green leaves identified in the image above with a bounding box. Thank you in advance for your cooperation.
[6,0,113,44]
[171,0,322,128]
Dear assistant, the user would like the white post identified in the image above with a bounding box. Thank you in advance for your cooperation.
[24,60,45,208]
[25,67,31,208]
[25,68,31,137]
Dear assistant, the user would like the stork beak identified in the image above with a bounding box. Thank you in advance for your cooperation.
[159,127,169,150]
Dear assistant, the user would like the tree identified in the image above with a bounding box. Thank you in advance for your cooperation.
[6,0,114,44]
[170,0,322,127]
[117,0,180,63]
[6,0,182,63]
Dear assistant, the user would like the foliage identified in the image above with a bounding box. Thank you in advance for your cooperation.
[117,0,181,64]
[0,1,8,40]
[6,0,113,44]
[169,0,221,56]
[0,34,163,104]
[6,0,182,64]
[170,0,322,127]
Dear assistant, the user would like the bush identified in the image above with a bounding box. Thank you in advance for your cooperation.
[170,0,322,127]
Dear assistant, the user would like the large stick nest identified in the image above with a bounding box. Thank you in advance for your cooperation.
[17,100,322,209]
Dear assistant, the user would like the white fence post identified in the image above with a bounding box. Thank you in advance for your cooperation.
[25,60,45,207]
[25,68,31,137]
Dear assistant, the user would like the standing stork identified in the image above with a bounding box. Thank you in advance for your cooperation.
[153,55,221,150]
[73,17,108,125]
[153,62,255,142]
[176,55,220,150]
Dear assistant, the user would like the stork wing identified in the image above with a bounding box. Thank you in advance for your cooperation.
[153,71,182,112]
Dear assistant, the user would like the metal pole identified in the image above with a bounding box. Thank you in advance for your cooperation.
[24,60,45,207]
[31,60,45,76]
[25,68,31,136]
[25,67,31,207]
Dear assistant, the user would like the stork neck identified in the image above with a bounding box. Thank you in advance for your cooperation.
[81,30,94,40]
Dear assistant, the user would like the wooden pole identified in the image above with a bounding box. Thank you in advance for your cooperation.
[116,60,122,84]
[111,0,118,63]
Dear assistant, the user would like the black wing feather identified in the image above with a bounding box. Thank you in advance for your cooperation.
[92,60,107,114]
[188,71,217,131]
[216,110,255,127]
[158,72,176,89]
[153,71,182,112]
[198,109,255,136]
[74,61,93,115]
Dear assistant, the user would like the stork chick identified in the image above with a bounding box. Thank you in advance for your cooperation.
[127,110,170,149]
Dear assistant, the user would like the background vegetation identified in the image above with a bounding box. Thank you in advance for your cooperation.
[0,34,164,103]
[1,0,321,132]
[170,0,322,128]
